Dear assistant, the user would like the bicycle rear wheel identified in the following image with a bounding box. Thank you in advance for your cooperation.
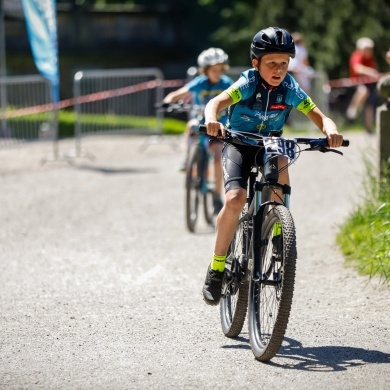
[203,190,215,225]
[185,144,202,232]
[248,205,297,362]
[220,209,250,337]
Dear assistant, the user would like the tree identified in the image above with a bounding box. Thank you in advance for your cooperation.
[59,0,390,78]
[207,0,390,79]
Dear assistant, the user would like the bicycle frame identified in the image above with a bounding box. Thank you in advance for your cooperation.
[243,163,292,282]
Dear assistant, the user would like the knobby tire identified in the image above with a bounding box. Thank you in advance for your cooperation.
[248,205,297,362]
[185,144,201,233]
[220,209,250,337]
[202,148,215,226]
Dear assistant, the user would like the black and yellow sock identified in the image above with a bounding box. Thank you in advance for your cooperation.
[211,254,226,272]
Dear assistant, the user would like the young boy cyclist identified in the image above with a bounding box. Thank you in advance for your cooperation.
[201,27,344,305]
[163,48,234,212]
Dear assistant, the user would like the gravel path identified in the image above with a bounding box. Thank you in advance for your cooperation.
[1,132,389,389]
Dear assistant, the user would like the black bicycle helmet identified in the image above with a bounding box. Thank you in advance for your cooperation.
[250,27,296,60]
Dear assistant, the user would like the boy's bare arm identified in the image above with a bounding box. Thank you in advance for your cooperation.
[163,87,190,104]
[205,92,233,137]
[307,107,343,147]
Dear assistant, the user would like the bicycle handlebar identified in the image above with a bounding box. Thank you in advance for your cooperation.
[154,102,194,112]
[294,137,349,148]
[155,102,206,114]
[198,125,349,151]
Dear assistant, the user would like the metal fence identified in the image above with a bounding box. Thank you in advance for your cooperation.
[73,67,164,153]
[0,75,56,146]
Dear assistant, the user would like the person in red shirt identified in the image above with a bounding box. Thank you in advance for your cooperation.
[346,37,381,133]
[386,47,390,66]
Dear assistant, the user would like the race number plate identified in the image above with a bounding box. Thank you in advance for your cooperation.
[264,137,297,160]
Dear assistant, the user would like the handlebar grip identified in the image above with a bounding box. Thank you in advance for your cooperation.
[342,139,349,147]
[198,124,224,138]
[199,124,207,134]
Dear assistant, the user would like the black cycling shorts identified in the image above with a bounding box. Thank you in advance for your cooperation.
[222,142,265,193]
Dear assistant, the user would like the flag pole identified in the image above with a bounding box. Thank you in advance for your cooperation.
[0,0,7,135]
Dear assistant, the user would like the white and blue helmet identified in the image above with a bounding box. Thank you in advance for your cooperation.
[197,47,229,68]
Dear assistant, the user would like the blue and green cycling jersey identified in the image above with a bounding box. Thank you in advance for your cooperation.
[224,68,316,135]
[186,74,234,125]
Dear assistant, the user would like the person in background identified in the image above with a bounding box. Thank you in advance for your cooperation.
[346,37,381,133]
[163,48,234,212]
[288,32,314,94]
[386,47,390,67]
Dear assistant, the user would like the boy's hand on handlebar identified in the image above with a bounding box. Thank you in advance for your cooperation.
[327,132,344,148]
[205,121,225,138]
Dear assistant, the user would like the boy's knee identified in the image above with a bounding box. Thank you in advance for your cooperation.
[225,190,246,210]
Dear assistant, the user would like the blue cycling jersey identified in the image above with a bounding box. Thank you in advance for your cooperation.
[185,74,234,125]
[224,68,316,135]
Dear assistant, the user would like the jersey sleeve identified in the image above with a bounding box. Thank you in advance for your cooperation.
[185,76,206,93]
[225,84,242,103]
[224,70,255,104]
[296,96,316,115]
[285,73,316,115]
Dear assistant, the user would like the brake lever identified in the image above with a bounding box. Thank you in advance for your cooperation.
[303,145,344,156]
[327,148,344,156]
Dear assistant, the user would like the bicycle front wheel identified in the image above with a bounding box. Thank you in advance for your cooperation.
[220,209,250,337]
[248,205,297,362]
[185,144,202,232]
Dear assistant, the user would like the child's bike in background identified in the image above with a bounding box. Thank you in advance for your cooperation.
[157,102,218,232]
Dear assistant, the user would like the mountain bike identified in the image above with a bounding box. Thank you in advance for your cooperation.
[199,125,349,362]
[156,102,218,232]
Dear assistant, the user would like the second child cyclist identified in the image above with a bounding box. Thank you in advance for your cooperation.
[163,48,234,212]
[201,27,344,305]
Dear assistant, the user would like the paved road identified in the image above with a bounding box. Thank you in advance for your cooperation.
[1,132,389,389]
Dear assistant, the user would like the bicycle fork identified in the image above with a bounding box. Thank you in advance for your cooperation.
[251,181,291,283]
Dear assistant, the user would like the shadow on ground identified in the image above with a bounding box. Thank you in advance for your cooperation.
[223,336,390,370]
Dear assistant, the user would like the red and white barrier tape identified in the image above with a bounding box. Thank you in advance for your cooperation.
[1,74,386,120]
[326,74,385,88]
[0,79,186,120]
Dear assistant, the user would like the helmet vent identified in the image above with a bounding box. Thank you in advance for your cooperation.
[261,33,272,44]
[250,27,296,60]
[275,30,284,45]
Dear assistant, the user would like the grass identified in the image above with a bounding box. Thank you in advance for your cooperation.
[4,107,362,140]
[57,110,187,138]
[336,159,390,283]
[5,109,187,139]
